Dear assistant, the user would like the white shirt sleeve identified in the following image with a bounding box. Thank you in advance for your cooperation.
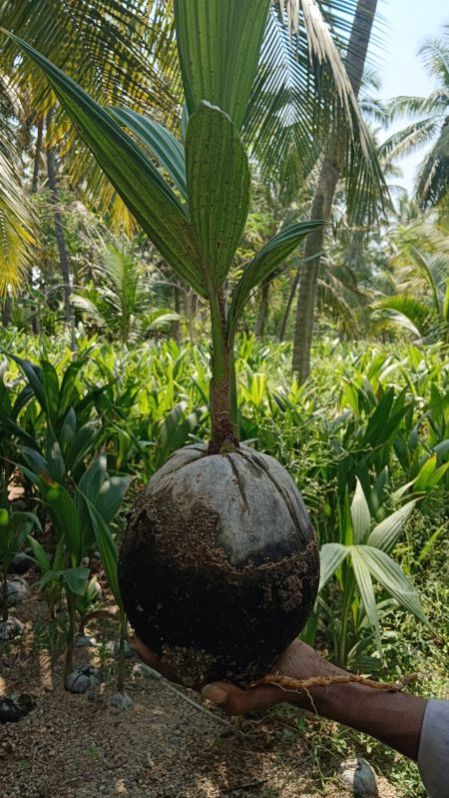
[418,700,449,797]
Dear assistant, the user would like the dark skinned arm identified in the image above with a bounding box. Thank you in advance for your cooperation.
[135,637,428,761]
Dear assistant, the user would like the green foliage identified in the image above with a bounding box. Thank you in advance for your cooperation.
[110,107,188,200]
[0,344,130,678]
[186,103,251,290]
[0,503,40,622]
[0,129,35,295]
[2,332,449,668]
[175,0,271,131]
[5,26,321,323]
[228,221,322,337]
[73,245,164,344]
[319,479,425,666]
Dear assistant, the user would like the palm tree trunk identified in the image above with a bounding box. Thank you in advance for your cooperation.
[30,120,44,335]
[254,282,270,339]
[292,0,378,381]
[32,119,44,194]
[46,111,76,348]
[173,285,181,342]
[2,295,12,327]
[279,265,300,341]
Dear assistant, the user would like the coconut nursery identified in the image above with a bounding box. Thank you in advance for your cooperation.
[1,1,449,797]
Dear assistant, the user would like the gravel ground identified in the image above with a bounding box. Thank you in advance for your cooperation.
[0,587,398,798]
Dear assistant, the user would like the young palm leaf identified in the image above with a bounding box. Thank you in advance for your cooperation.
[320,481,427,659]
[175,0,271,130]
[110,106,187,200]
[186,102,251,290]
[228,220,323,337]
[1,31,206,298]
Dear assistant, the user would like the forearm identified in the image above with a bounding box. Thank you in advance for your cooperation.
[297,682,428,761]
[268,642,428,761]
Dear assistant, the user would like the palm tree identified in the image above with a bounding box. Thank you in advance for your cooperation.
[373,212,449,342]
[0,0,180,300]
[1,2,383,238]
[73,244,174,343]
[386,32,449,209]
[292,0,382,382]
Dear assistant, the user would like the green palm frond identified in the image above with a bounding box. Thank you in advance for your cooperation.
[419,37,449,85]
[387,32,449,209]
[375,294,432,339]
[416,120,449,209]
[0,0,178,112]
[244,9,321,182]
[388,92,449,119]
[380,118,440,162]
[0,130,35,296]
[0,0,181,225]
[317,274,359,335]
[74,244,155,342]
[247,1,387,223]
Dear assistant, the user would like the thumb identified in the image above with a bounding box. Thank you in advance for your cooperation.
[201,681,285,715]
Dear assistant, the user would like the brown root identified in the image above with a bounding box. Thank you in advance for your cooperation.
[256,672,418,694]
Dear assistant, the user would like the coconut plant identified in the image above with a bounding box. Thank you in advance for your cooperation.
[3,0,322,685]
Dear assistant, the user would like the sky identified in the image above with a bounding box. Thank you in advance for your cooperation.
[372,0,449,192]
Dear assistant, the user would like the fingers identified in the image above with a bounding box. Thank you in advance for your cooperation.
[133,636,159,667]
[202,681,287,715]
[133,636,181,683]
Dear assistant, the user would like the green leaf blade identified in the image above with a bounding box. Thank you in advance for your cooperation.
[186,103,250,289]
[358,546,428,624]
[367,500,416,554]
[351,478,371,544]
[63,567,90,596]
[2,30,206,297]
[109,107,188,200]
[175,0,271,130]
[350,547,380,641]
[319,542,349,591]
[228,220,323,336]
[44,483,84,565]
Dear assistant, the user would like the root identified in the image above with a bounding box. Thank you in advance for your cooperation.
[255,672,418,695]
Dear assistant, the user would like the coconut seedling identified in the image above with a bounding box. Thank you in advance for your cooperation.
[3,0,321,684]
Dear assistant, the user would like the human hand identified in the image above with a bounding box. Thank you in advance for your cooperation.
[201,639,346,715]
[133,636,181,683]
[134,635,344,713]
[134,635,427,762]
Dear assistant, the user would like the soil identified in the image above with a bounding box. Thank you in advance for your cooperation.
[0,585,399,798]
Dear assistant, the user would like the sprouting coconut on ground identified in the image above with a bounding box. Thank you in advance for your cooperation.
[5,0,321,685]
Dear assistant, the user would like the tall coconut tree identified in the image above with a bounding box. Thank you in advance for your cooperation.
[385,32,449,210]
[292,0,380,382]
